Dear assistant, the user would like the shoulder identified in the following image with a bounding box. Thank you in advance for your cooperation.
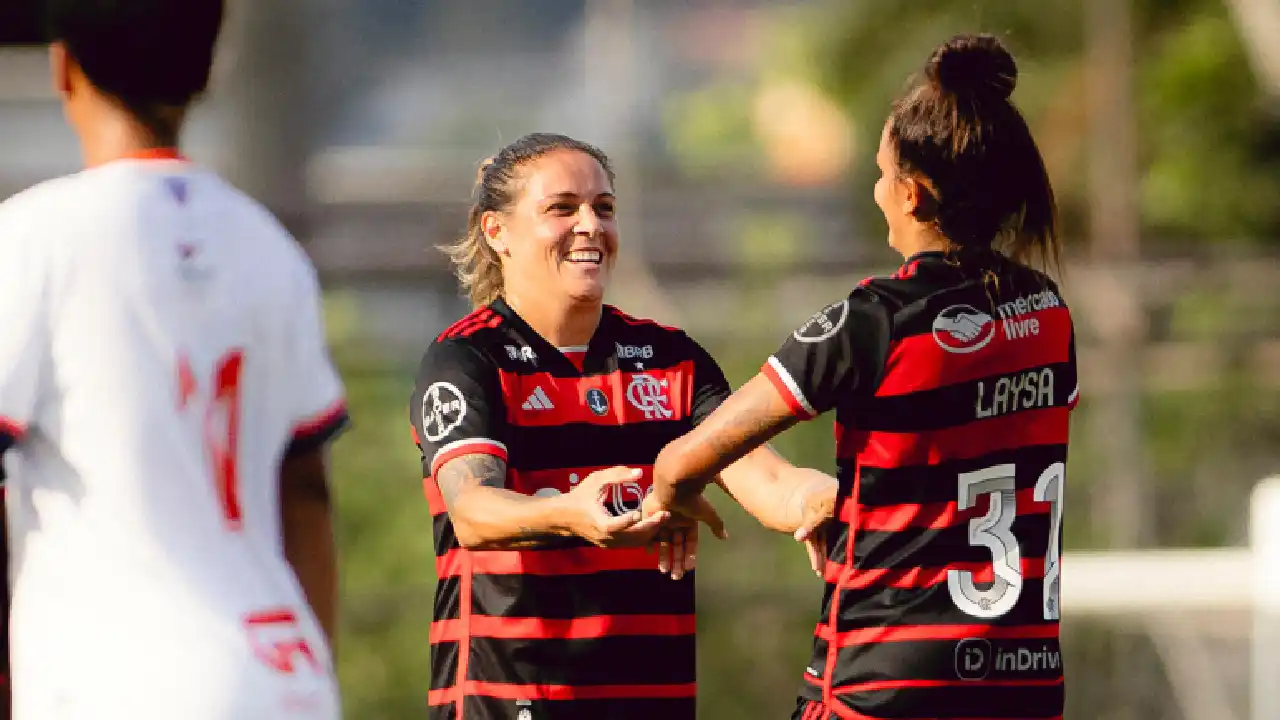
[414,310,508,383]
[788,283,892,343]
[605,304,700,353]
[852,264,937,315]
[203,174,315,276]
[0,174,85,236]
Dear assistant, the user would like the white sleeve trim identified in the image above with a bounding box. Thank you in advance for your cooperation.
[767,356,817,417]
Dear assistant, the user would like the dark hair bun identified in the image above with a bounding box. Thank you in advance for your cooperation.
[926,33,1017,101]
[475,156,497,186]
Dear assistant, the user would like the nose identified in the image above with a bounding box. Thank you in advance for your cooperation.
[574,204,602,236]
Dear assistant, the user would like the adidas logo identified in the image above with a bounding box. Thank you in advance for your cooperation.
[521,386,555,411]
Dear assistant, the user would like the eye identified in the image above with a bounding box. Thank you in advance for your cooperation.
[595,201,616,217]
[546,202,575,215]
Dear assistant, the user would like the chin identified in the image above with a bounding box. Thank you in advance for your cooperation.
[567,286,606,304]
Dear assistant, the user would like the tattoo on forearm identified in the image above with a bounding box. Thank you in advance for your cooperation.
[436,454,507,509]
[703,394,795,469]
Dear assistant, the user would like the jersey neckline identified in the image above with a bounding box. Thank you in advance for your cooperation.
[490,298,616,375]
[116,148,189,162]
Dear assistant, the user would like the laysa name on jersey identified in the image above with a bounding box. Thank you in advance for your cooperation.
[975,367,1055,419]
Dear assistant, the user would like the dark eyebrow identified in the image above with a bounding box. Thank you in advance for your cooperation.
[539,191,616,204]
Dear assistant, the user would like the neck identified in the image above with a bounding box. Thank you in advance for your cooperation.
[76,100,182,169]
[504,289,603,348]
[897,227,951,260]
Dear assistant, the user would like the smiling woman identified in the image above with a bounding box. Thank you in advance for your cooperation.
[408,132,838,720]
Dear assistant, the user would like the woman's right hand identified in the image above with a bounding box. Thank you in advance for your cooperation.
[564,467,671,548]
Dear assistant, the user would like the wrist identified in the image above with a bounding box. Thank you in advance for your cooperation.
[543,491,582,537]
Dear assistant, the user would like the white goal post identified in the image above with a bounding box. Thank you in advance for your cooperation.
[1061,476,1280,720]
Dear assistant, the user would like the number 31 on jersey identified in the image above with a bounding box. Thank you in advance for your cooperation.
[178,349,246,531]
[947,462,1065,621]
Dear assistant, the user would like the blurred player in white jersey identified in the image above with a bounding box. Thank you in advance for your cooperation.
[0,0,347,718]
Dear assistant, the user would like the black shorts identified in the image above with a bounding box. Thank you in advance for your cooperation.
[791,698,835,720]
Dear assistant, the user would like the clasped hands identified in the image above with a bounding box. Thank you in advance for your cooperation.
[563,466,836,581]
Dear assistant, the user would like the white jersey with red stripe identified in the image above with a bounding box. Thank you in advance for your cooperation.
[0,154,347,719]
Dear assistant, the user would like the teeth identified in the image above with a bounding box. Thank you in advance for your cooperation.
[567,250,602,263]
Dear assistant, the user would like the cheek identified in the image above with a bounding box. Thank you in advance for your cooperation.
[524,222,567,258]
[874,177,891,212]
[602,221,620,252]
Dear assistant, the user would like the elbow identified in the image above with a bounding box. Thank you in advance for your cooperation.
[448,510,483,550]
[452,526,483,550]
[444,496,486,550]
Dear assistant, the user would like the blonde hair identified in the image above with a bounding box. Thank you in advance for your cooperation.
[439,133,616,308]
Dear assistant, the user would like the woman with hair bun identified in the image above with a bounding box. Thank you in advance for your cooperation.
[648,34,1078,719]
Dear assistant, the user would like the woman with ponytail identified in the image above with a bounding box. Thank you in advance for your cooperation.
[411,133,837,719]
[648,34,1078,719]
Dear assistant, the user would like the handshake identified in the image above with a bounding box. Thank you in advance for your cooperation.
[553,465,837,582]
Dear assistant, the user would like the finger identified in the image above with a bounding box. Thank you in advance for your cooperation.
[693,500,728,541]
[657,532,671,574]
[590,466,644,488]
[625,511,669,535]
[805,538,824,578]
[681,525,699,577]
[601,510,643,535]
[670,529,686,580]
[793,512,826,543]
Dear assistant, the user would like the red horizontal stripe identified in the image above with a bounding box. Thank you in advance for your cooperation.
[430,439,508,478]
[436,545,659,578]
[850,487,1052,531]
[835,677,1063,695]
[0,416,26,440]
[423,477,446,517]
[823,558,1047,588]
[818,621,1058,646]
[838,407,1069,467]
[877,306,1071,396]
[829,705,1060,720]
[430,680,696,703]
[430,613,694,643]
[762,359,815,419]
[499,362,694,427]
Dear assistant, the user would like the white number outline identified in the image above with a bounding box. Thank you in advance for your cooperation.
[946,461,1065,621]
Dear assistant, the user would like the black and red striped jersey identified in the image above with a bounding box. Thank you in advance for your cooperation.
[764,249,1077,720]
[409,298,730,720]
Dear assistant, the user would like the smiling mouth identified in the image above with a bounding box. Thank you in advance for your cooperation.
[564,249,603,265]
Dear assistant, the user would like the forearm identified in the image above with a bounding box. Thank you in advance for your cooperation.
[651,439,721,508]
[715,447,831,533]
[653,373,800,508]
[281,497,338,650]
[449,486,576,550]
